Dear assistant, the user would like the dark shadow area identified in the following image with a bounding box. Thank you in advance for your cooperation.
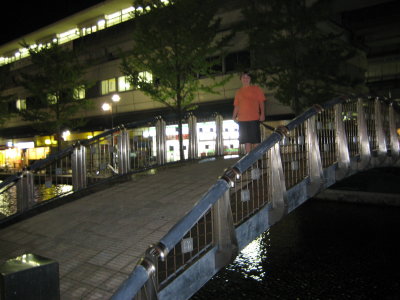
[193,196,400,300]
[331,167,400,194]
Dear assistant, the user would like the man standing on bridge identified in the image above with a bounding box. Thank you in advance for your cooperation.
[232,71,266,153]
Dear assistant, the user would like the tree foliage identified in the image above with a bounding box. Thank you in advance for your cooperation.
[121,0,232,160]
[242,0,367,114]
[0,65,15,125]
[18,43,92,149]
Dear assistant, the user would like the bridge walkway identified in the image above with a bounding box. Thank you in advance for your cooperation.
[0,157,238,299]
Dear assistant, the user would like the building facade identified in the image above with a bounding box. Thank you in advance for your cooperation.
[1,0,396,170]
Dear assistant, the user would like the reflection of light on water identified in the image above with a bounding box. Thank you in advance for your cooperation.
[0,181,17,218]
[37,184,73,202]
[0,180,73,218]
[226,230,270,281]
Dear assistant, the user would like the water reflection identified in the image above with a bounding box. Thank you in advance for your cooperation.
[0,184,17,217]
[226,231,270,282]
[0,181,72,218]
[192,200,400,299]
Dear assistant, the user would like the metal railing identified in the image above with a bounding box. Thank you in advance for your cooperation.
[0,114,242,221]
[111,96,400,300]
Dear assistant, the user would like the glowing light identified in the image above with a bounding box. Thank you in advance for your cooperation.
[45,139,52,145]
[62,130,71,141]
[122,7,135,14]
[97,19,106,29]
[111,94,120,102]
[15,142,34,149]
[102,103,111,111]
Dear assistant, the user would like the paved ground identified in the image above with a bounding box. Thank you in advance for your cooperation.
[0,157,239,299]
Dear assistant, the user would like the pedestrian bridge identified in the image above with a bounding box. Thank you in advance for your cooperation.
[0,95,399,299]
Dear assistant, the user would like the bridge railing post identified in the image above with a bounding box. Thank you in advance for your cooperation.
[389,104,400,161]
[16,170,35,213]
[117,128,131,174]
[267,143,288,223]
[374,98,388,161]
[212,190,238,269]
[155,116,167,165]
[71,143,87,191]
[334,103,351,179]
[306,115,324,196]
[188,113,198,160]
[215,113,224,156]
[356,98,371,169]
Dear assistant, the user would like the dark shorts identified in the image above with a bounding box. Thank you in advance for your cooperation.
[238,120,261,144]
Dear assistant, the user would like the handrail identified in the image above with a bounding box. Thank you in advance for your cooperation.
[111,94,400,299]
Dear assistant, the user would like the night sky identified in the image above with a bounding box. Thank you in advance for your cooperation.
[0,0,104,45]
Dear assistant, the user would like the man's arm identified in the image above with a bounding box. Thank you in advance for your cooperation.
[259,100,265,122]
[232,106,239,121]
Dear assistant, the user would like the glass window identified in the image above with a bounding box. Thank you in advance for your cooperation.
[101,78,116,95]
[47,93,57,104]
[118,76,132,92]
[225,51,251,73]
[74,86,85,100]
[16,99,26,110]
[138,71,153,85]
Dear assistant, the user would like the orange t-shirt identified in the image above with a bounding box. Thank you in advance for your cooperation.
[234,85,266,121]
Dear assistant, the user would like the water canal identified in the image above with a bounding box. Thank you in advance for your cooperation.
[192,195,400,299]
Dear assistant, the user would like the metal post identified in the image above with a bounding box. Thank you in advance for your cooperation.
[212,190,238,270]
[374,99,388,161]
[71,144,87,191]
[306,116,324,196]
[215,113,224,156]
[16,170,35,213]
[267,143,287,225]
[334,103,351,179]
[118,128,131,174]
[389,104,400,160]
[155,116,167,165]
[356,98,371,170]
[188,113,198,159]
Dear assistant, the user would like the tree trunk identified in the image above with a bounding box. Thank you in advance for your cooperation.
[177,110,185,161]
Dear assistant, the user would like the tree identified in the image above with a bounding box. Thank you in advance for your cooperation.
[18,43,92,150]
[0,65,16,125]
[242,0,367,114]
[121,0,232,160]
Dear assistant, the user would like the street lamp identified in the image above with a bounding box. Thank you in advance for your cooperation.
[111,94,120,103]
[102,102,113,128]
[101,94,120,129]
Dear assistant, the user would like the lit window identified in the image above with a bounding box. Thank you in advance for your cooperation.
[16,99,26,110]
[57,28,80,44]
[101,78,116,95]
[118,76,132,92]
[74,86,85,100]
[47,93,57,104]
[139,71,153,84]
[97,19,106,29]
[106,11,122,26]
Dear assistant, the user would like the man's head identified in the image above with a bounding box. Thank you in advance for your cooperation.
[240,71,251,86]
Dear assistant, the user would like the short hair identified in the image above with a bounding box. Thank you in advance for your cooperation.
[240,71,251,78]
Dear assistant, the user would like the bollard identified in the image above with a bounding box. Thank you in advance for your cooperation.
[71,144,87,191]
[0,253,59,300]
[117,128,131,174]
[155,116,167,165]
[16,171,35,213]
[187,113,198,159]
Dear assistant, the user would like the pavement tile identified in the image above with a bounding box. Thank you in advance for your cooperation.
[0,157,238,299]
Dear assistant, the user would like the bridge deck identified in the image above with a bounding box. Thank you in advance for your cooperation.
[0,157,238,299]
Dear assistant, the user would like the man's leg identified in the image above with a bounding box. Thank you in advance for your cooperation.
[245,143,252,153]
